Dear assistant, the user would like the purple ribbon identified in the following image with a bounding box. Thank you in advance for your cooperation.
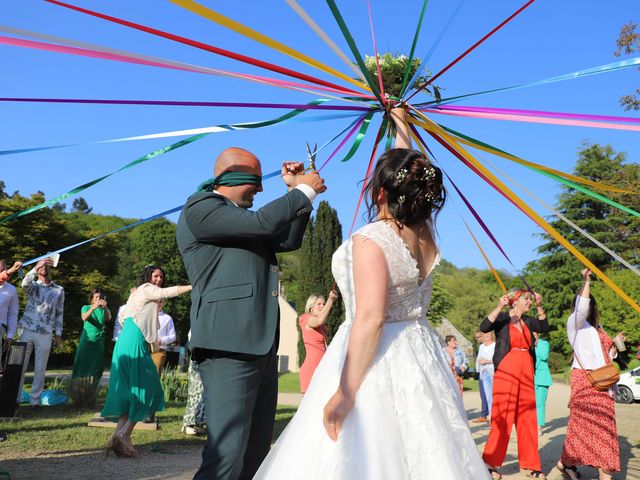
[0,97,372,111]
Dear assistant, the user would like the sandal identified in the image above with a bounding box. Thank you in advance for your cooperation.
[524,470,546,479]
[556,462,581,479]
[487,467,502,479]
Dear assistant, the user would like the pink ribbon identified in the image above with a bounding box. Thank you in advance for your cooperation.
[423,106,640,131]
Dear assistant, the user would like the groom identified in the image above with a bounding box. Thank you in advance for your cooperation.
[177,147,326,480]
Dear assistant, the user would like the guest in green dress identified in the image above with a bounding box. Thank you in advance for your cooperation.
[534,332,553,434]
[72,288,110,381]
[101,265,191,457]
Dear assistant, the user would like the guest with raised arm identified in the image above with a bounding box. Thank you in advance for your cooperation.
[557,269,622,480]
[0,259,21,370]
[19,257,65,408]
[299,290,338,393]
[72,288,111,381]
[481,289,549,480]
[102,265,191,457]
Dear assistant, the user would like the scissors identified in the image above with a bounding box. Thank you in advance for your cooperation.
[306,141,317,171]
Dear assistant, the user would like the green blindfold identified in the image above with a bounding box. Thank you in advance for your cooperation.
[197,171,262,192]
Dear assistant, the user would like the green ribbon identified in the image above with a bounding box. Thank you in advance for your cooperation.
[341,111,375,162]
[325,0,384,106]
[198,172,262,192]
[399,0,429,98]
[441,124,640,218]
[0,100,329,224]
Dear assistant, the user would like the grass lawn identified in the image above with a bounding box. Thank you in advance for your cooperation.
[462,378,479,392]
[278,372,300,393]
[0,402,297,455]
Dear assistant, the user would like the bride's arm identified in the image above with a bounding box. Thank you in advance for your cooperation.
[323,235,388,441]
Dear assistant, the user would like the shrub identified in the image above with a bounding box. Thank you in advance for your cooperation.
[68,376,100,409]
[160,367,188,402]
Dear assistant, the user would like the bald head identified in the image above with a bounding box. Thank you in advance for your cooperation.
[214,147,262,177]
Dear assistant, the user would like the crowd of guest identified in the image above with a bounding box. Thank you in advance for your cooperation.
[0,256,629,478]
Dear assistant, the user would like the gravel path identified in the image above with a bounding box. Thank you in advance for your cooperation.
[1,384,637,479]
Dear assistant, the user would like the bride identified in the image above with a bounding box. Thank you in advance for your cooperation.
[255,108,490,479]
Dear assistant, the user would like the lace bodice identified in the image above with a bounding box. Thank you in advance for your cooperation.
[332,221,440,324]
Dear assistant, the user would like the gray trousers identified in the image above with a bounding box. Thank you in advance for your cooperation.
[193,344,278,480]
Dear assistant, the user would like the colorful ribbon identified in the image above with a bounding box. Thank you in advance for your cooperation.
[432,105,640,124]
[366,0,386,103]
[170,0,370,93]
[410,125,530,290]
[409,110,640,314]
[22,206,184,267]
[439,124,634,194]
[418,56,640,107]
[424,106,640,132]
[45,0,366,97]
[476,150,640,276]
[284,0,368,85]
[403,0,465,98]
[0,101,327,223]
[325,0,384,105]
[348,117,388,235]
[317,115,369,172]
[407,0,536,101]
[341,111,376,163]
[399,0,429,98]
[0,26,373,102]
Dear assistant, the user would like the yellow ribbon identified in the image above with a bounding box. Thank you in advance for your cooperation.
[170,0,371,92]
[409,109,640,314]
[410,129,507,293]
[443,127,632,194]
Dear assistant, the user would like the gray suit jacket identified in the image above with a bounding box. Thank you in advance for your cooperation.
[176,189,311,355]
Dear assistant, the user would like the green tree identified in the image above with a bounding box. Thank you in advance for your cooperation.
[615,21,640,111]
[72,197,93,214]
[427,272,453,326]
[0,190,126,360]
[294,201,344,365]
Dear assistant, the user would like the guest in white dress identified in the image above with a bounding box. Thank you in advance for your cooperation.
[254,108,490,479]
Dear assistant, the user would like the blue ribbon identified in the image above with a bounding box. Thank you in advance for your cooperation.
[417,56,640,106]
[403,0,466,98]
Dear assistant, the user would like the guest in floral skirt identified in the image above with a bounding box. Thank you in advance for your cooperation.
[557,269,623,480]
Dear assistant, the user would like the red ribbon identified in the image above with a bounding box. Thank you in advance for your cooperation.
[407,0,536,101]
[45,0,368,97]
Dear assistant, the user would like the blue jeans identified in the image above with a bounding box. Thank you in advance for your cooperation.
[480,370,494,416]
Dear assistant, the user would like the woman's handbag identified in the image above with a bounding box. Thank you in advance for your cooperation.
[572,350,620,392]
[584,361,620,392]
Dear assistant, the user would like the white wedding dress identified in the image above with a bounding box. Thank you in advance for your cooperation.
[255,221,490,479]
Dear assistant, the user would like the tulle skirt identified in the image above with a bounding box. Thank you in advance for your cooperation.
[255,319,490,479]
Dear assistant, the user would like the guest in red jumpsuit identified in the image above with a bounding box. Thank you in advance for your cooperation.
[480,289,550,480]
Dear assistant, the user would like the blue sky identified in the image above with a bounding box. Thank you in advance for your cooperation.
[1,0,638,274]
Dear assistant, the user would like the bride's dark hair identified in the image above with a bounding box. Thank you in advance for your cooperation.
[364,148,446,226]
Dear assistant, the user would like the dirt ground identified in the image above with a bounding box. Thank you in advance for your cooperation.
[0,384,637,479]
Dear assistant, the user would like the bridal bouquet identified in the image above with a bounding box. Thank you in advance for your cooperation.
[362,53,442,100]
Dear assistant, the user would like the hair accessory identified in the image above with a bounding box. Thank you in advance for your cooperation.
[422,166,436,182]
[424,192,436,203]
[396,168,408,182]
[397,195,406,205]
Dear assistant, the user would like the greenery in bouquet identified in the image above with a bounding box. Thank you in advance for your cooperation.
[362,53,442,101]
